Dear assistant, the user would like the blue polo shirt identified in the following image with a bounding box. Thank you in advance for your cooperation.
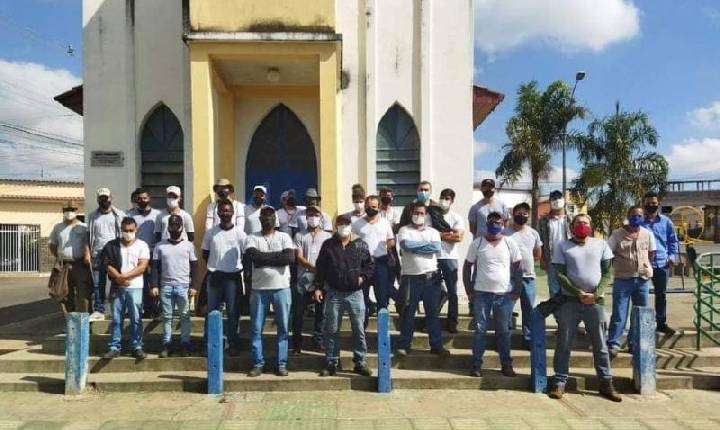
[641,214,679,269]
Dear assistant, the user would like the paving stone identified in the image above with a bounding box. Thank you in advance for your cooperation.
[411,418,452,430]
[177,420,221,430]
[0,422,21,430]
[564,418,609,430]
[219,421,258,430]
[256,420,335,430]
[597,419,646,430]
[262,400,336,421]
[449,418,490,430]
[336,419,373,430]
[18,422,68,430]
[679,419,720,430]
[487,418,528,429]
[373,418,414,430]
[523,417,570,429]
[638,419,687,430]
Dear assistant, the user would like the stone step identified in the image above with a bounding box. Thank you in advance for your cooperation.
[0,367,694,394]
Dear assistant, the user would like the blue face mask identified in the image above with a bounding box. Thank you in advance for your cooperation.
[628,214,644,227]
[417,190,430,202]
[487,223,503,235]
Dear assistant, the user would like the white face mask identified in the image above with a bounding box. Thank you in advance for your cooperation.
[63,211,77,221]
[353,202,364,211]
[551,198,565,210]
[167,198,180,209]
[307,216,321,228]
[121,231,136,242]
[337,225,352,238]
[439,199,451,210]
[412,215,425,226]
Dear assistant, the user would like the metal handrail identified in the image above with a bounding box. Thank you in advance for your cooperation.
[694,252,720,350]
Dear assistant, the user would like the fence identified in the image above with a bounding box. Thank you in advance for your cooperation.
[694,252,720,349]
[0,224,40,273]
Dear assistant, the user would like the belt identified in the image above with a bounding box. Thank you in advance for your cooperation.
[404,271,439,280]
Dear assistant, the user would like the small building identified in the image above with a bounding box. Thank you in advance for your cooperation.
[0,179,85,274]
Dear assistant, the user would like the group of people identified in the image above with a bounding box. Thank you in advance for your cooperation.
[47,176,679,400]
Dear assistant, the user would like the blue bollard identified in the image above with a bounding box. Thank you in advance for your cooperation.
[377,308,392,393]
[65,312,90,395]
[631,306,656,395]
[207,310,224,395]
[529,309,547,393]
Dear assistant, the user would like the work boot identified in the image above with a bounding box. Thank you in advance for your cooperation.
[276,366,289,377]
[430,347,451,357]
[657,324,677,336]
[247,367,263,377]
[609,347,620,359]
[598,379,622,402]
[319,365,337,377]
[103,350,120,359]
[353,365,372,377]
[446,322,458,334]
[159,345,170,359]
[501,365,517,377]
[180,343,193,357]
[395,348,409,357]
[132,349,147,360]
[469,367,482,377]
[548,384,565,399]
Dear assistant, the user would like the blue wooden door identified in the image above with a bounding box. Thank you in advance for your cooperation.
[245,104,318,209]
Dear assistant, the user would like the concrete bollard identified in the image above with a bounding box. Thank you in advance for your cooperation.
[377,308,392,393]
[530,309,547,393]
[65,312,90,395]
[207,310,224,395]
[631,306,656,395]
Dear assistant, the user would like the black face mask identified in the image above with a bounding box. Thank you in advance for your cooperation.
[286,197,296,207]
[513,214,529,225]
[219,213,233,224]
[260,216,275,231]
[380,196,392,205]
[366,208,379,217]
[169,230,183,241]
[99,200,111,210]
[482,191,494,199]
[306,198,319,207]
[217,190,230,199]
[253,196,265,207]
[644,205,659,214]
[136,201,149,209]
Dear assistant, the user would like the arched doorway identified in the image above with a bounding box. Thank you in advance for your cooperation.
[245,104,318,208]
[140,104,184,208]
[376,104,420,206]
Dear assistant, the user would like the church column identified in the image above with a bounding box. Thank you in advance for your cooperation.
[318,45,341,217]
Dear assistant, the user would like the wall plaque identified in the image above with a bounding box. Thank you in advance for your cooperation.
[90,151,124,167]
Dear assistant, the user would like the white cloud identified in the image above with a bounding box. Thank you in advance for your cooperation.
[0,59,82,179]
[666,138,720,176]
[475,165,578,189]
[688,101,720,130]
[474,0,641,54]
[474,138,492,156]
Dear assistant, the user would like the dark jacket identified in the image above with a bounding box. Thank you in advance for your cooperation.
[101,238,124,288]
[398,200,451,232]
[314,236,374,292]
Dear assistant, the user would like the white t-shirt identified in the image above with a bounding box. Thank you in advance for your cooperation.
[49,222,88,261]
[296,208,334,233]
[126,207,161,249]
[439,210,465,260]
[244,205,280,235]
[154,210,195,241]
[397,225,441,275]
[277,206,305,235]
[119,239,150,289]
[244,231,295,290]
[466,236,522,294]
[294,229,333,277]
[202,226,247,273]
[548,216,570,251]
[503,226,542,278]
[352,217,395,258]
[380,206,400,227]
[472,199,511,237]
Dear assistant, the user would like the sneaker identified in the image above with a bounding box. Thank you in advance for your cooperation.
[180,343,193,357]
[247,367,263,377]
[430,347,451,357]
[657,324,677,336]
[320,365,337,377]
[159,346,170,359]
[609,347,620,359]
[276,367,289,377]
[353,366,372,377]
[103,350,120,359]
[446,322,458,334]
[599,379,622,402]
[548,384,565,399]
[469,367,482,377]
[501,365,517,377]
[89,312,105,322]
[152,314,163,323]
[291,348,303,356]
[133,349,147,360]
[395,348,409,357]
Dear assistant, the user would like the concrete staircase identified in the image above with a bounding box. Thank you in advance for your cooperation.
[0,314,718,393]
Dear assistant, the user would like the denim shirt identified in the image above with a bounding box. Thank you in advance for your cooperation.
[641,214,679,269]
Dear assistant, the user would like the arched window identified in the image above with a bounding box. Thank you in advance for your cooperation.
[376,104,420,205]
[140,104,184,208]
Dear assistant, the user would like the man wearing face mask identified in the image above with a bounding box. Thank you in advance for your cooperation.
[102,217,150,360]
[549,214,621,402]
[395,203,448,357]
[352,195,397,327]
[127,188,162,319]
[436,189,465,333]
[154,186,195,243]
[468,178,510,238]
[463,212,523,377]
[244,185,280,235]
[641,191,679,336]
[87,187,126,321]
[606,206,656,358]
[201,200,247,356]
[399,181,435,228]
[538,190,572,318]
[296,188,333,233]
[205,178,245,232]
[278,189,304,237]
[379,187,400,231]
[344,184,367,224]
[244,207,295,377]
[48,200,91,314]
[503,203,542,348]
[313,215,375,377]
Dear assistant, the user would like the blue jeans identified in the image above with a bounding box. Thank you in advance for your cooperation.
[292,282,323,349]
[651,266,669,326]
[160,284,191,346]
[91,264,108,313]
[546,265,562,321]
[250,288,292,369]
[205,271,241,349]
[607,277,650,351]
[397,273,443,350]
[553,300,612,386]
[438,259,459,325]
[107,288,143,352]
[517,277,536,342]
[323,288,367,367]
[471,292,514,368]
[371,257,397,309]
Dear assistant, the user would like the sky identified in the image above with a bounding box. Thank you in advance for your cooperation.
[0,0,718,185]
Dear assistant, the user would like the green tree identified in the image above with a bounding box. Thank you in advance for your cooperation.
[571,102,668,234]
[496,80,586,227]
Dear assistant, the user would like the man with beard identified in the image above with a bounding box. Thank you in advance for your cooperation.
[155,186,195,242]
[127,188,162,319]
[468,178,510,239]
[205,178,245,232]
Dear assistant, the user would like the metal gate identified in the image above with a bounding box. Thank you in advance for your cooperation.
[0,224,40,273]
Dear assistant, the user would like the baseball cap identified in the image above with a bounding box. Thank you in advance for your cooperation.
[253,185,267,195]
[96,187,111,197]
[166,186,182,197]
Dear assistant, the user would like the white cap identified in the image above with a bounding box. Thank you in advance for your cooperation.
[96,187,111,197]
[166,185,182,197]
[253,185,267,195]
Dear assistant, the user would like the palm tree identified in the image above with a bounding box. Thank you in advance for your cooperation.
[571,102,668,234]
[496,80,586,227]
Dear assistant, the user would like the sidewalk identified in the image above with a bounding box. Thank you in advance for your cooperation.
[0,389,718,429]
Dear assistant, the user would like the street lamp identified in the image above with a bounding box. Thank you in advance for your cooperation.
[562,70,586,197]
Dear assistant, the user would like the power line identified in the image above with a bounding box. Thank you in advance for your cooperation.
[0,122,82,147]
[0,13,76,57]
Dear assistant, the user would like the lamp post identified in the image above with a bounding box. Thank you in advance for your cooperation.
[562,71,586,197]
